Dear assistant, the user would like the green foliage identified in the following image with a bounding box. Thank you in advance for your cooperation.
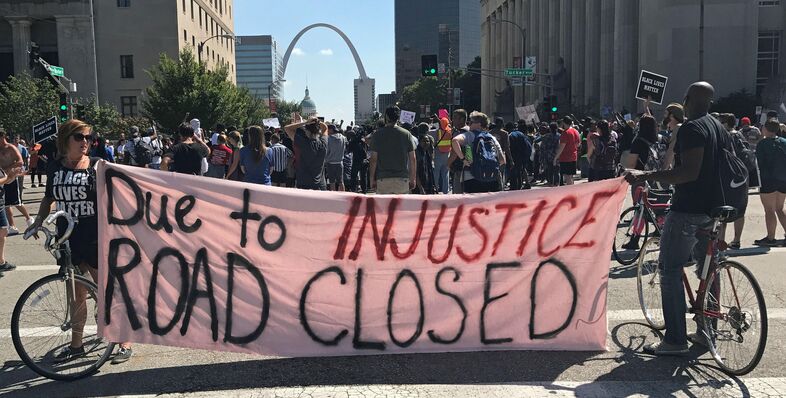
[0,72,59,142]
[273,100,303,126]
[79,96,123,136]
[398,77,445,117]
[142,49,269,133]
[711,89,760,121]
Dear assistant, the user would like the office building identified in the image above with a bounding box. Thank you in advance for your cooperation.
[394,0,481,93]
[481,0,786,118]
[377,92,398,113]
[0,0,235,117]
[236,35,283,101]
[354,78,376,123]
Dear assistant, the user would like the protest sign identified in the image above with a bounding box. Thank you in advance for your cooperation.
[32,116,57,143]
[399,110,416,125]
[516,105,540,124]
[98,162,627,357]
[262,118,280,129]
[636,70,668,105]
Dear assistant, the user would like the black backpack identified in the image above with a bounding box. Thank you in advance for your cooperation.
[730,132,757,173]
[132,138,154,166]
[592,136,618,171]
[711,129,749,220]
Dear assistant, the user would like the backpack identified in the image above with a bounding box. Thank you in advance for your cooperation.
[730,132,757,173]
[470,131,500,182]
[636,136,665,171]
[592,136,618,171]
[711,130,749,221]
[132,138,154,166]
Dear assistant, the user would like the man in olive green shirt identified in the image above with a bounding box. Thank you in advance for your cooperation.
[369,106,416,194]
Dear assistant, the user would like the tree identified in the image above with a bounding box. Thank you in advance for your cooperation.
[273,100,303,126]
[143,49,269,133]
[398,77,446,117]
[0,72,59,142]
[79,96,123,136]
[711,89,760,122]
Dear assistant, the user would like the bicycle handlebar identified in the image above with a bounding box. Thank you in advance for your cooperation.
[22,211,75,250]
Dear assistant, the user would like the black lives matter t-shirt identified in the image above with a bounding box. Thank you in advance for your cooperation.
[45,158,99,243]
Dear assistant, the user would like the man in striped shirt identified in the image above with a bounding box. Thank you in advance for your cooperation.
[269,134,293,187]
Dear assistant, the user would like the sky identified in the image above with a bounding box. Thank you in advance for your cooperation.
[234,0,395,124]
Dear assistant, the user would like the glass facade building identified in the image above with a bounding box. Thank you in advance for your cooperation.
[235,35,284,100]
[394,0,481,93]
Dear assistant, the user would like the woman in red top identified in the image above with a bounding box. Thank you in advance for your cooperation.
[28,143,43,187]
[205,134,233,178]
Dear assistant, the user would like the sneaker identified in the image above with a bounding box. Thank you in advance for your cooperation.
[25,217,35,229]
[30,184,36,188]
[111,347,133,364]
[643,341,689,356]
[688,332,710,348]
[622,241,640,251]
[54,345,85,362]
[0,262,16,272]
[7,226,19,236]
[754,237,778,247]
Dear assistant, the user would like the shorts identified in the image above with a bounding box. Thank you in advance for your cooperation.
[376,178,410,195]
[463,178,500,194]
[0,205,8,228]
[326,163,344,184]
[759,179,786,194]
[271,170,287,184]
[2,179,21,206]
[560,161,577,175]
[64,239,99,269]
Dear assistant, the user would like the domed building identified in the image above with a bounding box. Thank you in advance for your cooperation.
[300,86,317,117]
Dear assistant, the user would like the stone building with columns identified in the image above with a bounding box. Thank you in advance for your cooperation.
[0,0,235,118]
[481,0,786,118]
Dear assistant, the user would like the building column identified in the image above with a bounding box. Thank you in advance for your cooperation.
[538,0,548,98]
[548,0,559,77]
[560,0,572,103]
[481,16,490,114]
[55,15,98,99]
[584,0,601,109]
[613,0,638,112]
[599,0,615,111]
[494,9,503,96]
[571,0,586,107]
[7,17,32,76]
[527,0,539,104]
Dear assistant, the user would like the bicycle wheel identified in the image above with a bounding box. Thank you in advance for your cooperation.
[614,206,650,265]
[701,260,767,376]
[637,237,665,330]
[11,273,116,381]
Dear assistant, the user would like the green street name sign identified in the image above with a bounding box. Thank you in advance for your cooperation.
[48,65,64,77]
[505,68,533,77]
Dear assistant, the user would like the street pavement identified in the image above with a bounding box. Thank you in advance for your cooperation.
[1,179,786,397]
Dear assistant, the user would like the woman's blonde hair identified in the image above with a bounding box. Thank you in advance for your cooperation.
[56,119,92,159]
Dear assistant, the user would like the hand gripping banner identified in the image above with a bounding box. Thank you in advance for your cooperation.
[97,162,628,356]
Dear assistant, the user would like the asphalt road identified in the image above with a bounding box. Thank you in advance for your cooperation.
[1,179,785,397]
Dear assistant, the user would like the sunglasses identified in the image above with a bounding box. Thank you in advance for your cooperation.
[70,133,95,143]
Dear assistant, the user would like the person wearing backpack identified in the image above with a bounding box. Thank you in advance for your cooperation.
[626,81,741,357]
[451,111,506,194]
[508,119,533,190]
[754,119,786,246]
[587,120,618,181]
[719,113,751,249]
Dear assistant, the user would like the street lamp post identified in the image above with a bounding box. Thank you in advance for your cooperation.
[198,34,238,65]
[490,19,527,106]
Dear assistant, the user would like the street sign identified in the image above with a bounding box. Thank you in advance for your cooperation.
[453,88,461,106]
[48,65,64,77]
[32,116,58,143]
[525,56,537,82]
[635,70,668,105]
[505,68,533,77]
[511,78,523,87]
[755,106,763,115]
[438,63,447,75]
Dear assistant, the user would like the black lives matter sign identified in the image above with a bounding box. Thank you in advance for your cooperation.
[33,116,58,143]
[636,70,668,105]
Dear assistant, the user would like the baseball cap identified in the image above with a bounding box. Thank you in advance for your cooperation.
[741,117,751,125]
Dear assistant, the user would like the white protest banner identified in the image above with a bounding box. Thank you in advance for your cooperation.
[98,162,627,357]
[399,110,416,125]
[262,118,280,129]
[516,105,540,124]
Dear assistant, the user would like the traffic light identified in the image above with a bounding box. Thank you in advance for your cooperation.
[75,104,86,120]
[59,93,69,122]
[543,95,558,118]
[29,42,40,69]
[421,54,438,77]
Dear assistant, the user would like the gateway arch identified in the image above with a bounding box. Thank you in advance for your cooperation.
[282,24,375,123]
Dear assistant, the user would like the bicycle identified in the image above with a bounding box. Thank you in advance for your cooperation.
[637,206,768,375]
[11,211,115,381]
[613,181,672,265]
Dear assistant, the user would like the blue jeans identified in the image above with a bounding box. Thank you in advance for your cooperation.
[658,211,713,345]
[433,153,450,194]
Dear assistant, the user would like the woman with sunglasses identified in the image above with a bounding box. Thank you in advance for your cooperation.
[26,119,134,364]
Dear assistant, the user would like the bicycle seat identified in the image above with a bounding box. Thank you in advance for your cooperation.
[711,206,737,223]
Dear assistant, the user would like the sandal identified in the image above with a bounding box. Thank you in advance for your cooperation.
[728,241,741,250]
